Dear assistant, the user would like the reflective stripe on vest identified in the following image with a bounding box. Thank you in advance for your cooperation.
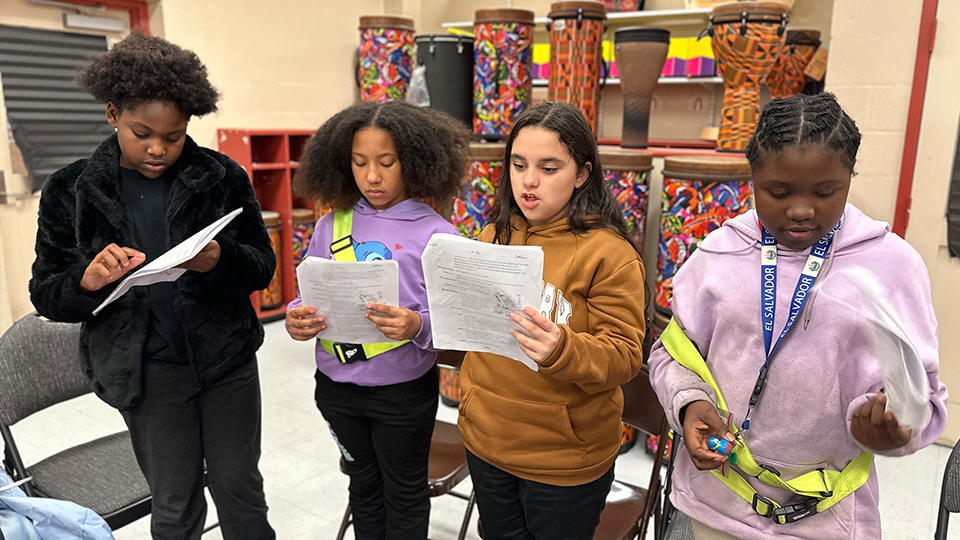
[318,209,409,361]
[660,318,873,524]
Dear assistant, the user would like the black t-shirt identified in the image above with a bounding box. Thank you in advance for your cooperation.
[120,166,189,364]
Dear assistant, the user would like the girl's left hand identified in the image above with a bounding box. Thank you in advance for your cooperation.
[365,303,422,341]
[850,392,912,451]
[510,306,562,364]
[178,240,221,273]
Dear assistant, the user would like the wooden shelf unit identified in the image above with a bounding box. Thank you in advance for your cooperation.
[217,128,316,320]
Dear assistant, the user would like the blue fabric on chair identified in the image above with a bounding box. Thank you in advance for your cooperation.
[1,470,113,540]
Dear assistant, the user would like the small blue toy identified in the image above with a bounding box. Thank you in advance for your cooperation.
[708,436,734,456]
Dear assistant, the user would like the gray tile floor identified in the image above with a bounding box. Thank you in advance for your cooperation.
[7,319,955,539]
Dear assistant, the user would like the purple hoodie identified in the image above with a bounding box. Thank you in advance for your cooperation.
[288,198,460,386]
[648,203,947,540]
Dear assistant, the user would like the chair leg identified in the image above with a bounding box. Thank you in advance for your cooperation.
[457,489,476,540]
[336,503,352,540]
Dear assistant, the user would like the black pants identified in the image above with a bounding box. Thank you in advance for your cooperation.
[466,449,615,540]
[314,368,439,540]
[121,360,274,540]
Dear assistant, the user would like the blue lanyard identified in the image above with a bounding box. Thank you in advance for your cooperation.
[741,220,841,433]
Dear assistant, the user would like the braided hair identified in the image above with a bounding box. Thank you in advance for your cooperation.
[745,93,861,174]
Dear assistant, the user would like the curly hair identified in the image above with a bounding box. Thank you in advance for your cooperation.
[745,93,861,174]
[294,101,471,210]
[491,101,637,253]
[79,33,219,117]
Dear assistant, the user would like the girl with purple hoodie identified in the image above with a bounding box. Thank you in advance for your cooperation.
[284,101,469,539]
[649,93,947,540]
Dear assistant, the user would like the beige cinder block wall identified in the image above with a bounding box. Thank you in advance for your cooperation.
[829,0,958,445]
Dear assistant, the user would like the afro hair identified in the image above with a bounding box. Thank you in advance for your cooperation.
[79,33,219,117]
[294,101,471,211]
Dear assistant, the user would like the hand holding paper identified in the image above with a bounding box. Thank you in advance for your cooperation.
[92,207,243,316]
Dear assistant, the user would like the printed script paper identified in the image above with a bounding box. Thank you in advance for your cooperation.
[422,233,544,371]
[93,207,243,316]
[297,257,400,344]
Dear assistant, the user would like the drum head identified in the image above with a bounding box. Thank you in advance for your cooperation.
[359,15,415,31]
[614,27,671,44]
[548,1,607,20]
[785,29,821,45]
[414,34,474,47]
[662,155,752,181]
[474,8,536,24]
[711,1,790,23]
[599,148,654,171]
[469,142,508,162]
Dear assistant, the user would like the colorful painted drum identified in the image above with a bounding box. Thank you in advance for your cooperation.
[415,34,474,127]
[359,15,416,102]
[656,156,752,312]
[292,208,315,293]
[260,210,283,310]
[603,0,643,10]
[708,1,788,151]
[547,2,607,135]
[452,142,506,238]
[614,27,670,148]
[766,29,821,99]
[439,366,462,407]
[473,8,535,139]
[600,148,653,248]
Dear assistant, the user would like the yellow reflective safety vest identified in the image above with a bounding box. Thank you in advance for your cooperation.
[318,209,408,363]
[660,318,873,524]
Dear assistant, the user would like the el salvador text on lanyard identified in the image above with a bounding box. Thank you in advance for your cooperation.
[740,219,842,434]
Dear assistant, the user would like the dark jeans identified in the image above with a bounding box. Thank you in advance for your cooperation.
[121,360,274,540]
[314,367,439,540]
[466,449,615,540]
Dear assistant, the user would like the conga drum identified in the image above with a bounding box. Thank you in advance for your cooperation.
[547,1,607,135]
[260,210,283,310]
[656,156,752,312]
[358,16,415,102]
[766,29,821,99]
[452,142,506,238]
[600,148,653,248]
[473,8,535,139]
[708,1,788,151]
[415,34,474,126]
[615,27,670,149]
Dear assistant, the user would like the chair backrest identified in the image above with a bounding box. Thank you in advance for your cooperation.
[944,438,960,514]
[621,366,666,435]
[0,312,91,426]
[436,350,466,370]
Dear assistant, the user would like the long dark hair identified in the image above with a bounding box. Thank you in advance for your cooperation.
[491,101,635,251]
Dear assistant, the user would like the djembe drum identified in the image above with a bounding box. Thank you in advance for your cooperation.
[615,27,670,148]
[415,34,474,126]
[474,8,535,139]
[452,142,506,238]
[292,208,315,295]
[656,156,752,312]
[708,1,788,151]
[547,1,607,135]
[260,210,283,310]
[766,29,821,99]
[600,148,653,248]
[358,16,415,102]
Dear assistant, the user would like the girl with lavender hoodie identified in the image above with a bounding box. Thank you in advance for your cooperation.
[284,101,469,539]
[649,93,947,540]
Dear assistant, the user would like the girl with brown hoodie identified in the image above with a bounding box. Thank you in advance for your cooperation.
[457,101,647,539]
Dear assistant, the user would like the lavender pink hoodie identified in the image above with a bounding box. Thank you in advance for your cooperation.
[648,203,947,540]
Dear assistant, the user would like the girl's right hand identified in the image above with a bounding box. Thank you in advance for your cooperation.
[285,306,326,341]
[80,244,145,292]
[682,400,736,471]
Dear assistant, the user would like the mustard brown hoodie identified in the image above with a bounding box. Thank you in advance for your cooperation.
[458,215,647,486]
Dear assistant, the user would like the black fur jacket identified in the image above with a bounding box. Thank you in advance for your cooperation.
[30,134,276,410]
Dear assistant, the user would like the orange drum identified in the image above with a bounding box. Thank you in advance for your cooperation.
[547,1,607,135]
[260,210,283,310]
[708,1,789,151]
[766,29,821,99]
